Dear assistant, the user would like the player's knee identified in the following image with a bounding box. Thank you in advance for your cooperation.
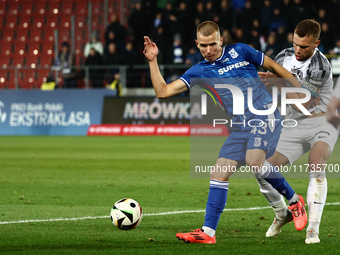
[246,158,263,169]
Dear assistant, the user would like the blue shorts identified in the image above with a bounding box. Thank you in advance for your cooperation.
[218,111,282,165]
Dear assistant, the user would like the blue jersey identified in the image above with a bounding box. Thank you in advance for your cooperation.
[180,43,275,130]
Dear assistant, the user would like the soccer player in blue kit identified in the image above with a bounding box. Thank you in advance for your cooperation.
[143,21,308,243]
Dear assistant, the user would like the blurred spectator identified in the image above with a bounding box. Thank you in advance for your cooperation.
[41,73,57,90]
[331,38,340,55]
[104,42,120,84]
[236,0,259,29]
[205,1,216,21]
[162,2,178,40]
[55,41,78,89]
[193,2,206,26]
[218,0,235,31]
[232,0,247,12]
[289,0,310,30]
[128,2,147,53]
[85,48,105,88]
[105,14,126,51]
[260,0,274,34]
[153,12,163,29]
[281,32,294,49]
[106,73,122,97]
[264,33,280,59]
[319,22,336,53]
[176,2,191,45]
[152,26,166,64]
[268,7,287,33]
[120,41,144,87]
[233,27,248,44]
[84,31,104,57]
[248,28,262,51]
[222,29,234,46]
[185,47,203,66]
[166,33,187,64]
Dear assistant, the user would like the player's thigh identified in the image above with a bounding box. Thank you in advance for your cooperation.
[275,126,306,164]
[266,150,290,167]
[211,157,241,180]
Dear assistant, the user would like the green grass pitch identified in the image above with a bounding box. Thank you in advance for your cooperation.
[0,136,339,254]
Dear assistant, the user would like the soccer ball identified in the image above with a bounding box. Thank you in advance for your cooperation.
[110,198,143,230]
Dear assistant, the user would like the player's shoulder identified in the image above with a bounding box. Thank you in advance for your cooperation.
[310,48,331,68]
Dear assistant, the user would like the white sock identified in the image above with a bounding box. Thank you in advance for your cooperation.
[253,171,288,220]
[307,171,327,234]
[202,226,215,237]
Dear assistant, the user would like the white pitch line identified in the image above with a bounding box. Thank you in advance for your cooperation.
[1,202,340,225]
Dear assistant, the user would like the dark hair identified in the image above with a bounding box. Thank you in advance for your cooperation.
[294,19,321,41]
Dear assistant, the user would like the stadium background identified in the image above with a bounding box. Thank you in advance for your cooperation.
[1,0,340,135]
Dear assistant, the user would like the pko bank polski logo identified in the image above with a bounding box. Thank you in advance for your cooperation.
[0,101,7,123]
[200,84,311,128]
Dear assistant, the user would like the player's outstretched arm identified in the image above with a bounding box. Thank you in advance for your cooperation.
[143,36,188,98]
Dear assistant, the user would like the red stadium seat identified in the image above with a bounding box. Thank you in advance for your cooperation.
[92,1,102,15]
[26,55,39,68]
[62,1,74,15]
[8,70,17,89]
[27,42,41,56]
[7,1,20,15]
[40,55,53,67]
[1,42,12,56]
[18,15,32,29]
[0,69,7,89]
[46,16,59,29]
[59,29,70,42]
[75,16,87,29]
[32,15,45,29]
[37,69,51,85]
[29,29,42,42]
[35,2,47,15]
[21,2,34,15]
[43,29,55,43]
[0,58,10,68]
[59,15,71,29]
[0,1,6,15]
[16,28,28,42]
[12,55,25,68]
[3,29,15,42]
[41,43,54,56]
[5,16,18,29]
[75,1,88,15]
[15,42,27,56]
[48,1,60,15]
[20,70,37,89]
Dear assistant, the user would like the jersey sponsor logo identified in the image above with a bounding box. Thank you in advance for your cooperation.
[254,137,261,147]
[228,48,239,59]
[217,61,250,75]
[221,58,229,63]
[264,140,268,147]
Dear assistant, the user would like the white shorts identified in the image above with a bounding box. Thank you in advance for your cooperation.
[276,116,339,164]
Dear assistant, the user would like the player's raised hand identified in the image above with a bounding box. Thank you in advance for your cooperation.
[258,71,283,89]
[143,36,158,61]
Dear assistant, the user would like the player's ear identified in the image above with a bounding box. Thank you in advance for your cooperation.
[195,39,199,48]
[220,36,223,46]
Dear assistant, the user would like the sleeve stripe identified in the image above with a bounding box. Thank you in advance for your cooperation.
[259,53,264,66]
[180,77,190,89]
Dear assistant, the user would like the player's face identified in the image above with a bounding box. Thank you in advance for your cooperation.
[293,33,320,61]
[195,32,223,62]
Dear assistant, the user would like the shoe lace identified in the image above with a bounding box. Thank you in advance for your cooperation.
[291,204,300,218]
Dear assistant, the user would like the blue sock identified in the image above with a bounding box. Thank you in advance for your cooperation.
[260,161,295,200]
[203,180,229,231]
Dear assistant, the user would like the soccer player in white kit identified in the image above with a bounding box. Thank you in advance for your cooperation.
[254,19,339,244]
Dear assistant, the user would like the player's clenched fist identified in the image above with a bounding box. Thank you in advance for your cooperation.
[143,36,158,61]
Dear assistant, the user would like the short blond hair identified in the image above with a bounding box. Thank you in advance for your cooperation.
[197,21,220,37]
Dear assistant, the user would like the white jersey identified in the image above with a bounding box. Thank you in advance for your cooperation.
[274,47,333,119]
